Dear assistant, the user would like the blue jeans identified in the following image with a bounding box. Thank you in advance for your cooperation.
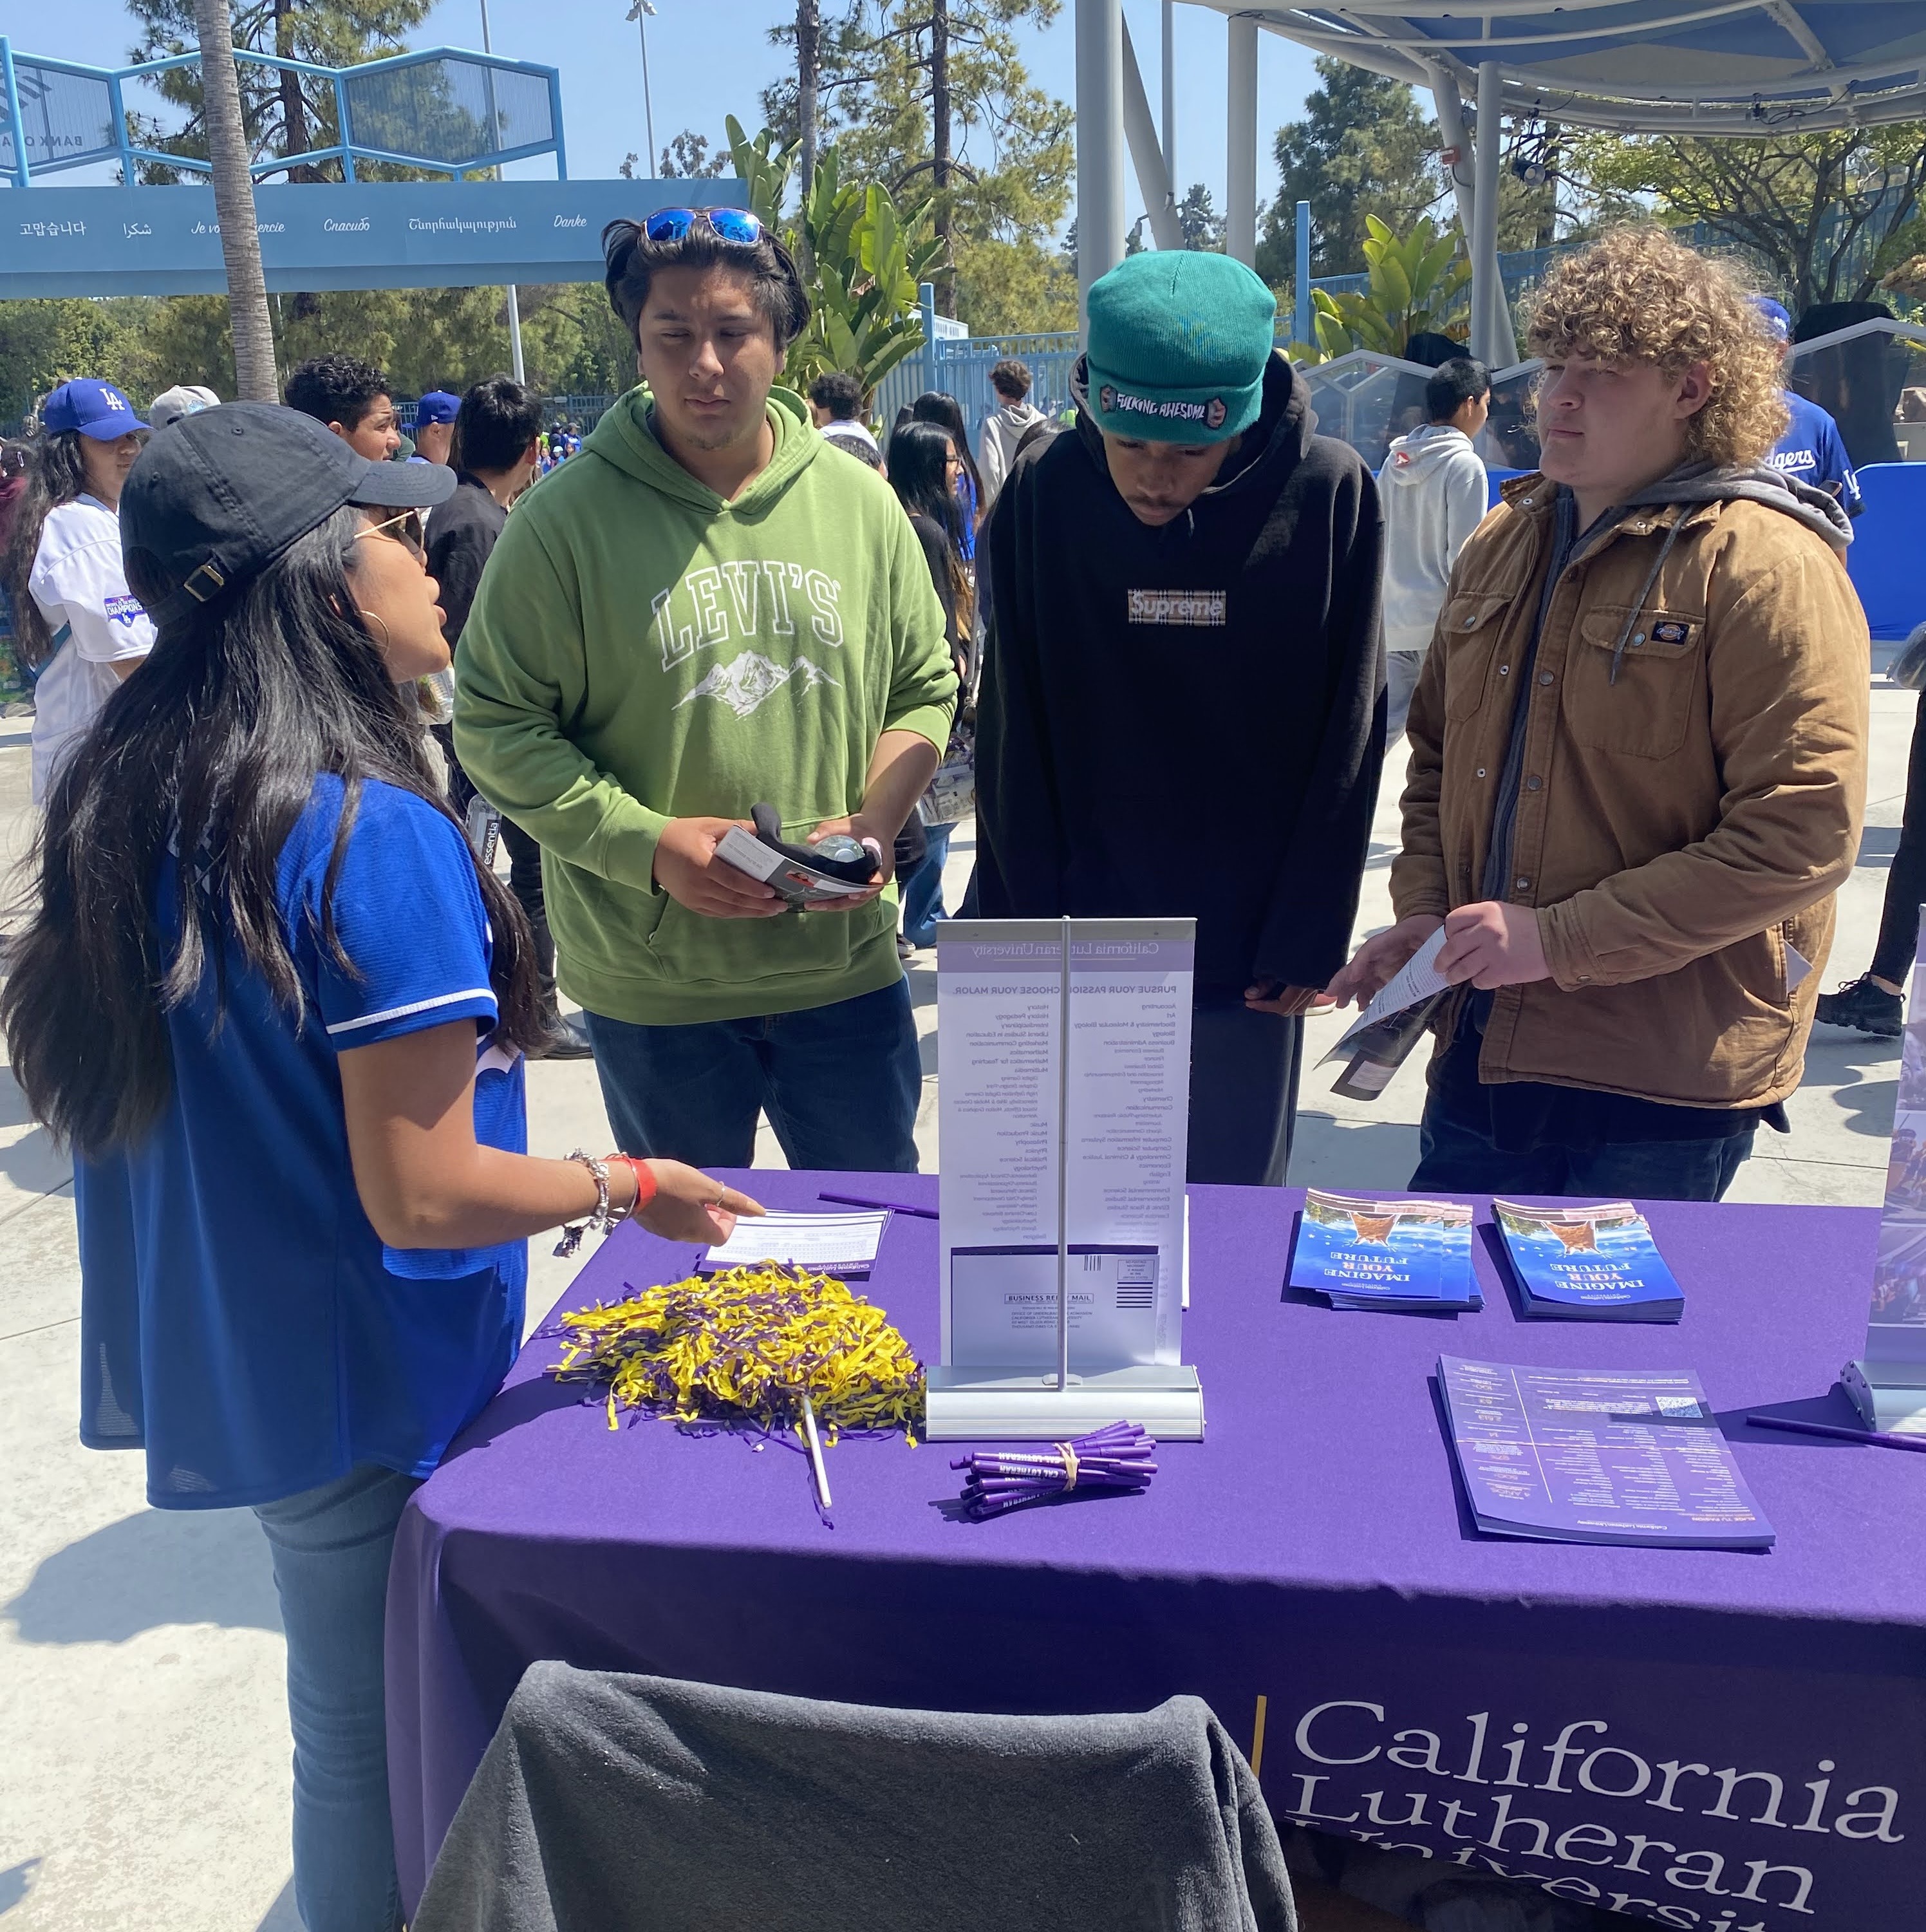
[584,978,924,1171]
[899,820,956,947]
[1412,1082,1756,1201]
[253,1463,422,1932]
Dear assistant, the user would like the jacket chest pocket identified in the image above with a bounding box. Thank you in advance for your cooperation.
[1564,605,1704,758]
[1439,591,1515,722]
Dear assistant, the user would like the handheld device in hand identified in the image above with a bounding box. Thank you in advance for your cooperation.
[714,802,881,908]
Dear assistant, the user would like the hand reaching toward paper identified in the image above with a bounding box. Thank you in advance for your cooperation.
[1325,914,1444,1009]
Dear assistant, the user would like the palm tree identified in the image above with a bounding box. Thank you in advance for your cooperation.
[191,0,279,402]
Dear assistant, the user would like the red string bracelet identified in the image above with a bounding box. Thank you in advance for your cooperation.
[612,1154,656,1221]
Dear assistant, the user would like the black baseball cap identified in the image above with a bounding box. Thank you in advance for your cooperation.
[121,402,456,626]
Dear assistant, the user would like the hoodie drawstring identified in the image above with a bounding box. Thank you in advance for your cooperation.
[1609,517,1687,686]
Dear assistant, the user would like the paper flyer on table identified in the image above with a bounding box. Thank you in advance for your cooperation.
[1439,1356,1774,1549]
[1322,926,1451,1064]
[699,1208,888,1275]
[936,920,1193,1371]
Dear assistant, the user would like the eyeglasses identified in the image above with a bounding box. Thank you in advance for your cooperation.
[352,509,425,558]
[642,206,766,247]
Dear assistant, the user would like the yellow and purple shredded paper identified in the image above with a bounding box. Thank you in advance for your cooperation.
[548,1264,926,1447]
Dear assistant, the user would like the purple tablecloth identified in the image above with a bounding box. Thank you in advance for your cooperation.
[387,1174,1925,1929]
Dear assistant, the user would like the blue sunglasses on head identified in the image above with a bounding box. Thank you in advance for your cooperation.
[642,207,765,246]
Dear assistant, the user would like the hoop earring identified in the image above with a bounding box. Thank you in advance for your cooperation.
[357,608,392,652]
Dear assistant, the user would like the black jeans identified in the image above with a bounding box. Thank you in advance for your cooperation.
[1873,689,1926,985]
[1412,1074,1755,1201]
[1187,996,1303,1187]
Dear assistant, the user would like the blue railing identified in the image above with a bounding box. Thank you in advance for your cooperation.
[0,36,565,188]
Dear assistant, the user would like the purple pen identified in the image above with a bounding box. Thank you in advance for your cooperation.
[1746,1412,1926,1454]
[818,1191,940,1221]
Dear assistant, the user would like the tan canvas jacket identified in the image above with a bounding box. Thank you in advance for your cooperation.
[1392,473,1869,1110]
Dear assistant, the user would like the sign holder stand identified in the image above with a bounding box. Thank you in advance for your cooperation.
[924,917,1205,1441]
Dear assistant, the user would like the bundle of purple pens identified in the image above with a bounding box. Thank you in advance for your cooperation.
[951,1422,1158,1520]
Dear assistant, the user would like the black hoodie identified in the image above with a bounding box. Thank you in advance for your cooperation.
[976,352,1386,995]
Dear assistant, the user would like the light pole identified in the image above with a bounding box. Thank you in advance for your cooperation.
[478,0,526,382]
[626,0,659,178]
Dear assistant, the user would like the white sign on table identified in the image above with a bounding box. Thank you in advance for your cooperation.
[928,917,1204,1439]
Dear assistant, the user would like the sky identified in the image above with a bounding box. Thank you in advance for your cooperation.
[27,0,1325,234]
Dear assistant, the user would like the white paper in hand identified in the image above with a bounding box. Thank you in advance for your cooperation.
[698,1208,889,1275]
[1325,926,1451,1062]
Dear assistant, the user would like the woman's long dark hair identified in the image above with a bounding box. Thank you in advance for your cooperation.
[2,504,547,1159]
[1,430,90,670]
[910,391,984,506]
[886,420,971,632]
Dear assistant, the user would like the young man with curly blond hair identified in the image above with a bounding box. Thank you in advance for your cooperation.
[1330,228,1869,1200]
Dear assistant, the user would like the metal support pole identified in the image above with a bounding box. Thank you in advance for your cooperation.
[3,41,32,187]
[1056,915,1072,1394]
[1121,16,1181,251]
[919,279,939,398]
[480,1,526,384]
[335,73,356,180]
[1430,68,1476,263]
[1471,62,1503,369]
[1226,14,1258,267]
[1294,199,1311,348]
[1160,0,1176,211]
[1074,0,1125,324]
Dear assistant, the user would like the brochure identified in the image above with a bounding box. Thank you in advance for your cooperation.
[936,921,1193,1373]
[1291,1190,1480,1311]
[713,823,874,908]
[1323,929,1452,1102]
[1439,1356,1775,1550]
[698,1208,888,1277]
[1492,1199,1683,1322]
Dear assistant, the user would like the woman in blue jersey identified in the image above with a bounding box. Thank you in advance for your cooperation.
[1,404,760,1932]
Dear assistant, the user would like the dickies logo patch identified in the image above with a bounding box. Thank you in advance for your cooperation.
[1128,588,1226,627]
[1650,619,1694,645]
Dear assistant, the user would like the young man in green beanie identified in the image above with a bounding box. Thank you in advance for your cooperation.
[977,250,1385,1186]
[454,211,957,1170]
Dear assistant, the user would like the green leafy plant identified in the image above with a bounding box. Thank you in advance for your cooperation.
[1305,214,1470,361]
[725,114,938,406]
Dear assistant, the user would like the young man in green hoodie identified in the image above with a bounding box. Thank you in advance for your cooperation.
[454,209,957,1170]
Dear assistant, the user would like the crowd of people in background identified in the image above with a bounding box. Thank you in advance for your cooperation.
[0,205,1904,1930]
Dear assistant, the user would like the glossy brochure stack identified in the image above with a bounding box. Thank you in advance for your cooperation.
[1291,1190,1480,1311]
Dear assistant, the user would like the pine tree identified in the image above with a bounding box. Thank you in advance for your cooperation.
[125,1,435,183]
[763,0,1075,331]
[1255,58,1444,285]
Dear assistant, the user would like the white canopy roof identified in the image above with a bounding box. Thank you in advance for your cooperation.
[1185,0,1926,134]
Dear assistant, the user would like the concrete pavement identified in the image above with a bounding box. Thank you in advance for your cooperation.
[0,662,1911,1929]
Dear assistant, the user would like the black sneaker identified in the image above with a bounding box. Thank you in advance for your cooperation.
[1814,975,1903,1038]
[534,1013,596,1060]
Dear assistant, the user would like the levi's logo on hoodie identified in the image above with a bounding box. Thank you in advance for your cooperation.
[651,561,845,671]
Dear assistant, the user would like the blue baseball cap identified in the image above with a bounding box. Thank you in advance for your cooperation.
[415,391,462,425]
[1753,297,1792,344]
[44,379,149,440]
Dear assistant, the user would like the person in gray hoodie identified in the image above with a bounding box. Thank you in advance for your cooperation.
[978,357,1049,507]
[1378,357,1490,739]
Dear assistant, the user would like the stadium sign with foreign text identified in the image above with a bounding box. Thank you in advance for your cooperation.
[0,179,745,299]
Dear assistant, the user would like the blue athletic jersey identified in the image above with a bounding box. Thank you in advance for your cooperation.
[1767,391,1862,514]
[77,776,527,1510]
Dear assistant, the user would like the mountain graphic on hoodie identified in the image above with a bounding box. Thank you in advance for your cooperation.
[676,652,841,719]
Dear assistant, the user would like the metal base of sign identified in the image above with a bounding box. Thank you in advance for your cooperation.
[923,1364,1204,1441]
[1844,1358,1926,1432]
